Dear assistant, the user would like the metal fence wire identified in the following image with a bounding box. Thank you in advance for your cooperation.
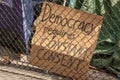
[0,0,120,80]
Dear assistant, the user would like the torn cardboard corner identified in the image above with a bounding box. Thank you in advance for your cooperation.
[30,2,103,80]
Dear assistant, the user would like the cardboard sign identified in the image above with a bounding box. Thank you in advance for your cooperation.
[30,2,103,80]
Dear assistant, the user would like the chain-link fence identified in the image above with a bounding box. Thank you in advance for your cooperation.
[0,0,120,80]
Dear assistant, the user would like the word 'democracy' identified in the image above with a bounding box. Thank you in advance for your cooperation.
[30,2,103,80]
[41,4,94,35]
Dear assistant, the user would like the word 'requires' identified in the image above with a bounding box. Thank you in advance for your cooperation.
[30,2,103,80]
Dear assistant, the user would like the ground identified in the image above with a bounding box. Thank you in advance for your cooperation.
[0,46,119,80]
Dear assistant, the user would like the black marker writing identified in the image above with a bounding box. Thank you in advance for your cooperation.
[37,47,84,72]
[41,3,95,34]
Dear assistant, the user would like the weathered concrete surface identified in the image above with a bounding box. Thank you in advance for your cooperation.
[0,65,59,80]
[0,65,118,80]
[0,46,119,80]
[0,70,39,80]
